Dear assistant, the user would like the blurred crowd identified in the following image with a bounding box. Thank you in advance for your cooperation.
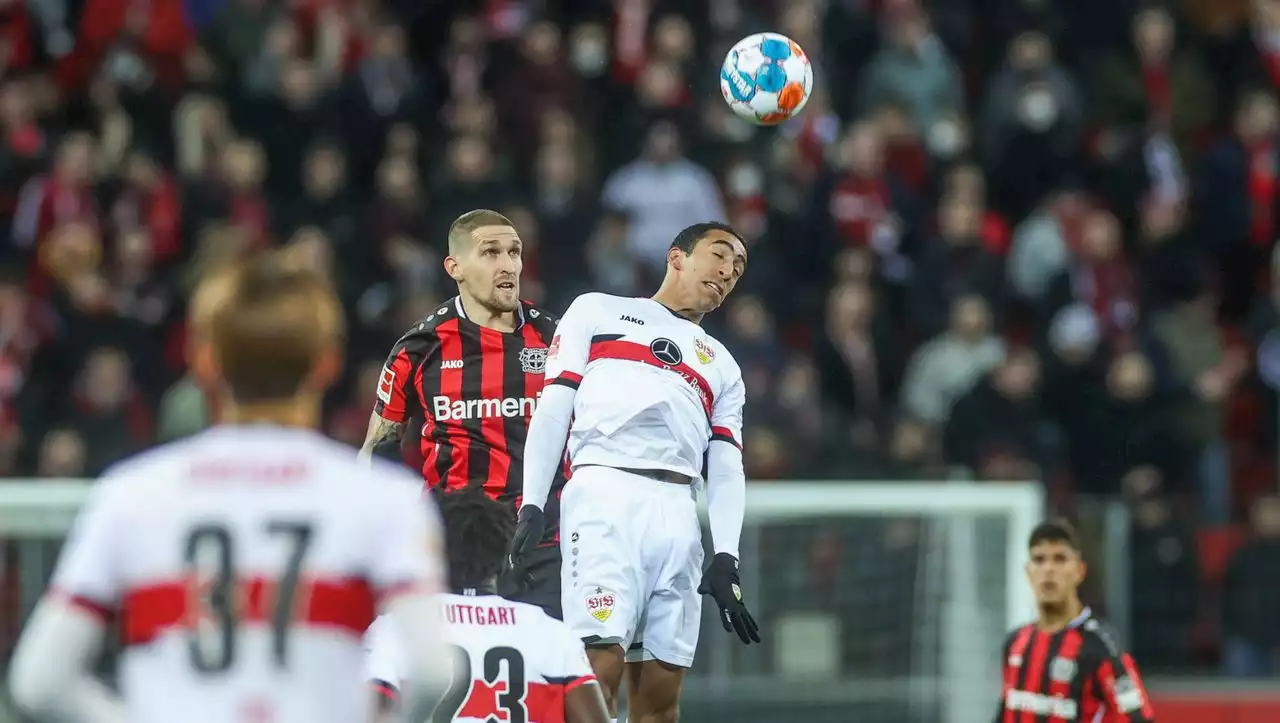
[1,0,1280,676]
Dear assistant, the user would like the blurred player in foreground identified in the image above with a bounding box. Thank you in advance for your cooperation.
[360,209,566,618]
[511,222,760,722]
[365,485,609,723]
[8,252,449,723]
[995,519,1155,723]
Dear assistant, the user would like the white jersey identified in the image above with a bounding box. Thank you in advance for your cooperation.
[47,425,443,723]
[544,293,745,479]
[364,593,595,721]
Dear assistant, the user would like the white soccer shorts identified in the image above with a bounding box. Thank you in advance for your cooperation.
[559,465,704,668]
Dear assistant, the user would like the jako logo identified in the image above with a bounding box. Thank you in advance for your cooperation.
[620,315,644,325]
[441,360,464,369]
[433,394,539,421]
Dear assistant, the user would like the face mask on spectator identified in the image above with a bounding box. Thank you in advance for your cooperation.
[727,164,763,197]
[571,38,608,76]
[927,118,966,159]
[1016,86,1058,131]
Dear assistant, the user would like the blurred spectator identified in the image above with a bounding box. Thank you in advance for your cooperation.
[1091,5,1215,166]
[1200,88,1280,316]
[900,294,1005,425]
[36,427,87,478]
[857,5,964,134]
[1061,349,1181,496]
[601,121,725,274]
[1221,495,1280,676]
[68,346,152,475]
[980,30,1084,218]
[944,347,1045,480]
[1125,466,1199,670]
[495,21,580,164]
[822,120,916,284]
[816,281,902,452]
[1007,190,1089,303]
[1151,272,1247,521]
[1042,208,1139,345]
[909,193,1003,337]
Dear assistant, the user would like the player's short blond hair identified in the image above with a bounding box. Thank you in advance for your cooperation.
[207,250,345,403]
[447,209,515,255]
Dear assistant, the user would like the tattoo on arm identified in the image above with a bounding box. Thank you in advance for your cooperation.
[358,414,406,460]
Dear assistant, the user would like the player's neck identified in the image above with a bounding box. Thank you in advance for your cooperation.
[219,398,321,430]
[650,285,703,324]
[1036,597,1085,633]
[458,293,519,332]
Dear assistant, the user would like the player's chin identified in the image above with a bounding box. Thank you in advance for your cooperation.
[488,288,520,312]
[698,286,726,311]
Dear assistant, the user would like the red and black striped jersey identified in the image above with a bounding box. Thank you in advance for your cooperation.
[995,607,1155,723]
[373,297,566,542]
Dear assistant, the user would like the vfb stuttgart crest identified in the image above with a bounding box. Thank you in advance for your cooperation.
[519,347,548,374]
[585,587,616,622]
[695,338,716,364]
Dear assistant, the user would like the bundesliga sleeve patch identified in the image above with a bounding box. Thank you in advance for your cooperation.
[377,366,396,405]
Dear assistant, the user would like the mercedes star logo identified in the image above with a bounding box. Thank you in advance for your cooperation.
[650,338,682,366]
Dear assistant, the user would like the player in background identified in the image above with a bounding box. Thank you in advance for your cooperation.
[359,208,566,618]
[511,222,761,723]
[995,519,1155,723]
[365,486,609,723]
[8,252,450,723]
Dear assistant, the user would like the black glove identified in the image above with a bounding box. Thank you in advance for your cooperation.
[697,552,761,644]
[507,505,546,573]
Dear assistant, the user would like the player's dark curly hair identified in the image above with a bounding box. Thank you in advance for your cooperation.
[430,485,517,590]
[1028,518,1081,552]
[669,221,744,254]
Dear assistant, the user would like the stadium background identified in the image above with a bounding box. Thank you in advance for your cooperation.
[2,0,1280,720]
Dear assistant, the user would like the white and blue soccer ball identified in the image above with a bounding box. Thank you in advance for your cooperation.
[719,32,814,126]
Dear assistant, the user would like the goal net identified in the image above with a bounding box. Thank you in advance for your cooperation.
[682,480,1043,723]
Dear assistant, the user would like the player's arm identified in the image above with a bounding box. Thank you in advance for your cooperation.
[8,479,126,723]
[513,296,596,552]
[365,465,452,719]
[359,333,429,462]
[1090,633,1155,723]
[698,368,760,644]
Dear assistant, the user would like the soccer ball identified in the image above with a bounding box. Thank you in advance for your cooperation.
[719,32,814,126]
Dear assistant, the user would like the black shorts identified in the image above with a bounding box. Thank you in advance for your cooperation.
[499,543,562,620]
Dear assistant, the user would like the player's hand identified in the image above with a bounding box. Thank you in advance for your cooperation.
[697,553,761,645]
[508,505,545,570]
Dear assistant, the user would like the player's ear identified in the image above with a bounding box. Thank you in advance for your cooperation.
[443,255,463,282]
[1077,559,1087,583]
[190,341,220,392]
[307,344,344,393]
[667,246,685,270]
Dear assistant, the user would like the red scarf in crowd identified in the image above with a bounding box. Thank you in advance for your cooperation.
[1075,259,1137,341]
[1260,38,1280,89]
[1249,140,1277,246]
[1142,60,1172,122]
[829,174,889,247]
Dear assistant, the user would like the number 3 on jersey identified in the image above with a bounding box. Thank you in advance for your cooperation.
[183,521,314,673]
[433,645,527,723]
